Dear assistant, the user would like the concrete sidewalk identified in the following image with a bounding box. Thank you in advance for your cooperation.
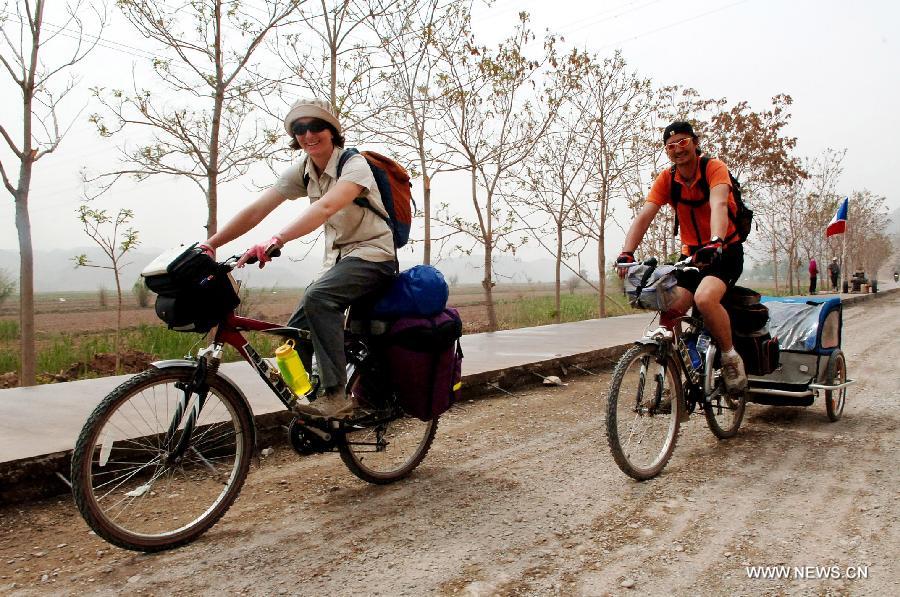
[1,287,893,502]
[0,312,655,464]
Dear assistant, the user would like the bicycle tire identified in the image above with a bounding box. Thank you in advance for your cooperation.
[337,370,438,484]
[824,349,847,422]
[606,343,682,481]
[71,366,254,552]
[704,390,746,439]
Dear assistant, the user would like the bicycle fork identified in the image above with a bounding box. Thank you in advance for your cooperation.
[165,354,215,464]
[635,354,667,415]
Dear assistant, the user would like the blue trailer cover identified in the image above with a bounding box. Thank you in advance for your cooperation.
[760,297,841,353]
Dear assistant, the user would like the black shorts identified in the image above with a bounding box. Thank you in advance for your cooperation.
[676,243,743,294]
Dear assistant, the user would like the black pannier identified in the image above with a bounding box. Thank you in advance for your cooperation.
[733,328,780,376]
[723,286,770,333]
[142,244,240,333]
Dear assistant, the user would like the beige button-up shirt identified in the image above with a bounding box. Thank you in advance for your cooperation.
[274,147,395,268]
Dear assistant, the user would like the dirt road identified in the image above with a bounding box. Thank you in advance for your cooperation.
[2,294,899,596]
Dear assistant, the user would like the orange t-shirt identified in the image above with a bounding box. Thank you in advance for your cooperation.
[646,158,738,253]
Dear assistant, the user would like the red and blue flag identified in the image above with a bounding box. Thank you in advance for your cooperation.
[825,197,848,237]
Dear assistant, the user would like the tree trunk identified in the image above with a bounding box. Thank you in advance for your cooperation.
[114,268,123,373]
[206,1,224,238]
[598,192,608,318]
[483,247,497,331]
[554,222,562,323]
[771,237,779,293]
[479,171,497,331]
[15,189,36,386]
[422,172,431,265]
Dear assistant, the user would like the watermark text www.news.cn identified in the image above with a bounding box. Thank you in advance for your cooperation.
[746,565,869,580]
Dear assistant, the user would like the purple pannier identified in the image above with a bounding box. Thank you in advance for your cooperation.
[384,308,463,421]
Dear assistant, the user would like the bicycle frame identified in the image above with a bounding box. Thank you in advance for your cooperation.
[638,312,726,416]
[158,313,311,463]
[213,313,313,411]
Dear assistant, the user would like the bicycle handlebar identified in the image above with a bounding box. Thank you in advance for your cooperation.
[243,245,282,265]
[626,255,700,298]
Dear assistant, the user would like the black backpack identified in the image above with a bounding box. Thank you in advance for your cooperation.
[669,156,753,247]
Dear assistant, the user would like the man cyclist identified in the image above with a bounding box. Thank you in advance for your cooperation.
[617,121,747,392]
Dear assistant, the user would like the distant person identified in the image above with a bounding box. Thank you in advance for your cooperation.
[828,257,840,292]
[615,121,747,393]
[808,258,818,295]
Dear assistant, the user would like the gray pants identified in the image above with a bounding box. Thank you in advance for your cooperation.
[287,257,396,391]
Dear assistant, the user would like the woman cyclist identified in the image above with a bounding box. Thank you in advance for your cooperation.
[200,99,396,420]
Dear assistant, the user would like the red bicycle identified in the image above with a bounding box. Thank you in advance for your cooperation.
[70,247,438,552]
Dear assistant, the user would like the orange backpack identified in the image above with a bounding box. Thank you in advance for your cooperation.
[306,148,414,248]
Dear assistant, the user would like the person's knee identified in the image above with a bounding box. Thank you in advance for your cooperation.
[302,286,340,315]
[693,288,722,314]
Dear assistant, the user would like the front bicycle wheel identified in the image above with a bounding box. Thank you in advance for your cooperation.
[337,371,438,484]
[606,343,683,481]
[71,366,254,552]
[704,390,746,439]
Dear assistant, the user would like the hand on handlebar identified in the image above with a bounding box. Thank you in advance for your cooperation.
[692,239,723,268]
[236,235,284,268]
[198,243,215,258]
[615,251,636,279]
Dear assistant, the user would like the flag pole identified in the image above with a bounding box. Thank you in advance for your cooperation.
[840,205,849,293]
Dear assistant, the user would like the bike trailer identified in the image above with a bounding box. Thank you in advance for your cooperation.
[381,308,463,421]
[141,244,240,333]
[745,297,851,407]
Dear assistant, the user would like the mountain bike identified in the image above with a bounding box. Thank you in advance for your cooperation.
[606,257,746,481]
[70,248,438,552]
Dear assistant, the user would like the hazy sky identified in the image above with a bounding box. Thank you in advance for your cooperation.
[1,0,898,266]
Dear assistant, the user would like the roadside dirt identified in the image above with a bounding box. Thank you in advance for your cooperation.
[1,295,898,595]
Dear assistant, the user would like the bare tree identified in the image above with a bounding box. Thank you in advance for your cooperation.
[364,0,471,264]
[433,14,560,331]
[1,0,106,386]
[73,205,140,373]
[276,0,401,135]
[508,48,598,322]
[619,92,676,261]
[844,189,891,278]
[571,52,653,317]
[88,0,302,237]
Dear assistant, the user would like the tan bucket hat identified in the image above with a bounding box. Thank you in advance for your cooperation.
[283,98,342,135]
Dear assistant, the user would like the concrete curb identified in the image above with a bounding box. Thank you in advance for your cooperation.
[0,345,632,505]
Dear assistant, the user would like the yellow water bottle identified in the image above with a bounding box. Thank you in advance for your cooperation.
[274,340,312,396]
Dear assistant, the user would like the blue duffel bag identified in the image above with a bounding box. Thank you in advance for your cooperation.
[373,265,449,317]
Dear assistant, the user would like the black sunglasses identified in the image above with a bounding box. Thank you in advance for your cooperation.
[291,119,330,136]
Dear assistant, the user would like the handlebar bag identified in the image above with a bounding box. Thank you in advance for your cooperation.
[624,264,678,311]
[142,245,239,332]
[383,308,463,421]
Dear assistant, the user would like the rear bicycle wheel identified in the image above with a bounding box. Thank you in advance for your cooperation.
[606,343,682,481]
[337,370,438,484]
[704,390,746,439]
[70,366,254,552]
